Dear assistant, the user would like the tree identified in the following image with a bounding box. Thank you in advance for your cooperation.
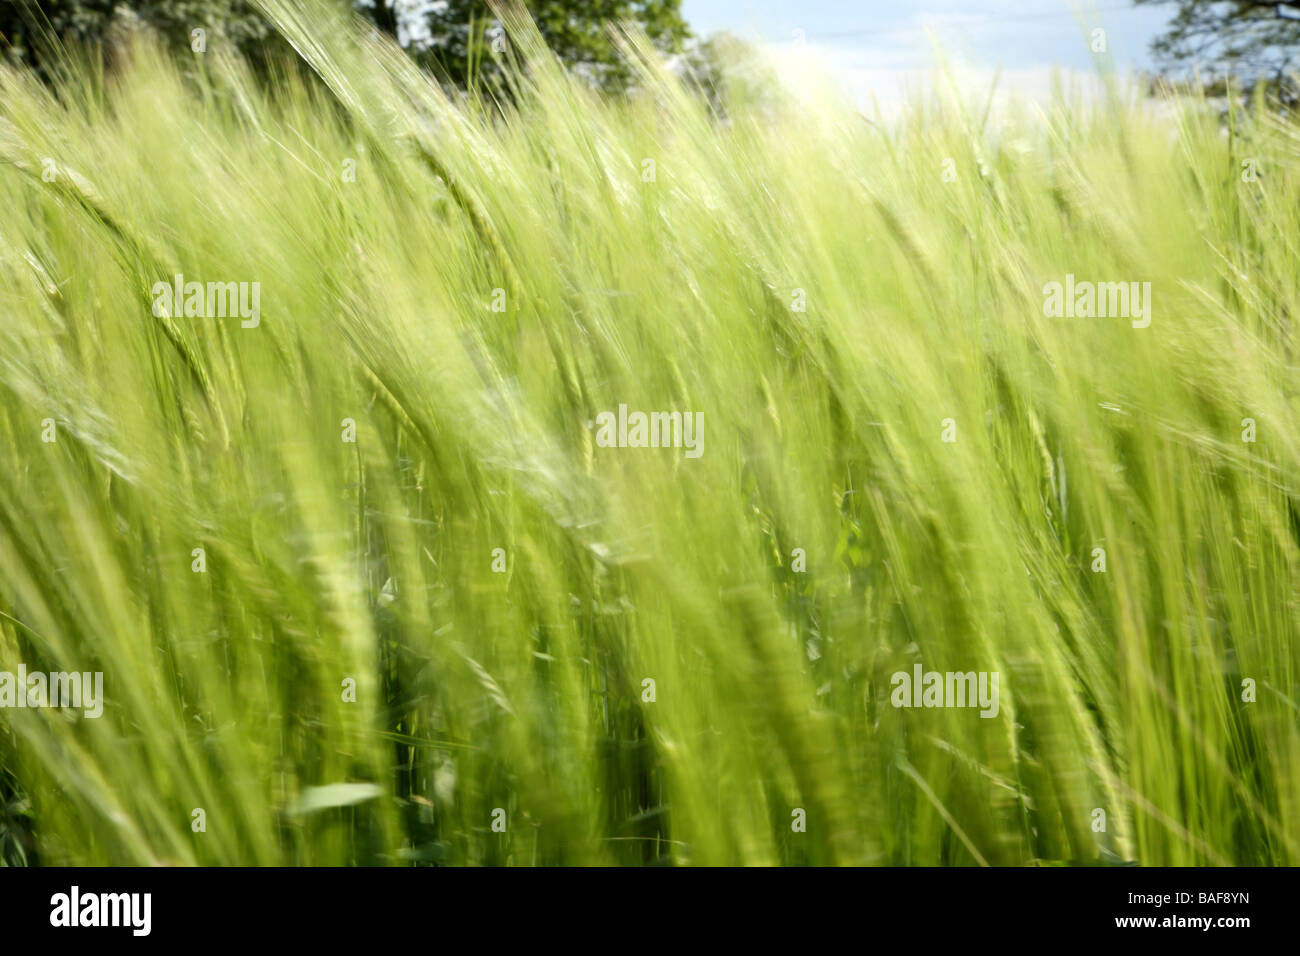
[680,32,780,120]
[0,0,296,74]
[369,0,689,93]
[1,0,691,93]
[1137,0,1300,103]
[0,1,282,68]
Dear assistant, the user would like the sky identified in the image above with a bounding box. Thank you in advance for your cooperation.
[679,1,1177,111]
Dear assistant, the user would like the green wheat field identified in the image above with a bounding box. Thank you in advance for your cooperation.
[1,0,1297,866]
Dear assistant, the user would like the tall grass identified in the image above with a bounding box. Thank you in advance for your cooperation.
[0,0,1297,866]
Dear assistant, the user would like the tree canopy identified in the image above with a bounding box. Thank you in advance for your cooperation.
[0,0,690,90]
[1138,0,1300,101]
[375,1,689,91]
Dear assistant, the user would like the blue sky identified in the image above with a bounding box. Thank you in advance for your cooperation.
[679,1,1176,107]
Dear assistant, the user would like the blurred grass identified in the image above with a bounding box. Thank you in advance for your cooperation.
[0,0,1297,866]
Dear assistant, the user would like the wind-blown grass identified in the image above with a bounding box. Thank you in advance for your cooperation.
[0,0,1297,866]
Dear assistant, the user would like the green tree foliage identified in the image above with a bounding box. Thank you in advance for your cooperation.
[362,0,689,92]
[0,0,690,92]
[0,0,280,67]
[680,31,781,119]
[1137,0,1300,103]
